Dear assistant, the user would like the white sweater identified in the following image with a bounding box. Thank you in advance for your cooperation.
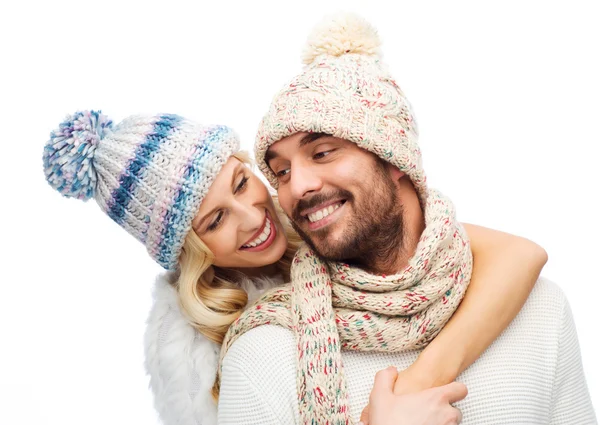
[217,278,597,425]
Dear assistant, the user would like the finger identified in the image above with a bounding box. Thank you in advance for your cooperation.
[438,382,468,404]
[453,407,463,424]
[445,406,463,425]
[359,403,370,424]
[371,366,399,397]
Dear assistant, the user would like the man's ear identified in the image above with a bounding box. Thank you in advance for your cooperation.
[388,163,405,182]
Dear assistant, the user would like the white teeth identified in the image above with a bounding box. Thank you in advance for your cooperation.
[307,203,342,223]
[242,217,272,248]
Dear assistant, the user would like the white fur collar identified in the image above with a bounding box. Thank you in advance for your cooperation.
[144,272,284,425]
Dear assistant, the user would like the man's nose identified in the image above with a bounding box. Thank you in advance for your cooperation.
[290,162,323,200]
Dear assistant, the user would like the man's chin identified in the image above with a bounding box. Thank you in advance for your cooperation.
[294,221,346,258]
[304,235,348,261]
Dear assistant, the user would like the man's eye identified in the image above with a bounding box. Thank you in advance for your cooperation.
[276,168,290,178]
[313,150,332,160]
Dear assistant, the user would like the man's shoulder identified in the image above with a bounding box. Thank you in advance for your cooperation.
[223,324,296,369]
[521,276,569,318]
[530,276,567,299]
[492,276,571,356]
[219,325,299,423]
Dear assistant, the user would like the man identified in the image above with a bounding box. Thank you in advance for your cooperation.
[217,13,596,425]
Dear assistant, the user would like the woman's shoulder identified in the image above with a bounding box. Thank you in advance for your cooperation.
[144,272,220,425]
[145,272,220,365]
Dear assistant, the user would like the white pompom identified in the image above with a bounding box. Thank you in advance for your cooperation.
[301,13,382,65]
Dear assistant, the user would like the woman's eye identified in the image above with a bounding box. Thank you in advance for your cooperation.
[235,176,248,194]
[207,211,224,231]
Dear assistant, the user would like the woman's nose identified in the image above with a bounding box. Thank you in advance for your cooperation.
[234,201,264,233]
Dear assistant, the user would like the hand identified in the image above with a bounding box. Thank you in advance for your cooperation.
[358,366,467,425]
[360,365,436,421]
[391,364,433,395]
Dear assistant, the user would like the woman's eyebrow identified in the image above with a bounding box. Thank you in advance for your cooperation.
[231,162,244,188]
[193,208,215,233]
[193,163,244,232]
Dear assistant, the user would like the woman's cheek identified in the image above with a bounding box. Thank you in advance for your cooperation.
[254,174,272,199]
[217,226,240,261]
[276,188,293,217]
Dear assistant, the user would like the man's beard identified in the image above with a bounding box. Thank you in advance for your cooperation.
[291,162,405,272]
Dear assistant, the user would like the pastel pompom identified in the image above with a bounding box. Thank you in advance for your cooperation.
[43,110,112,200]
[301,12,382,65]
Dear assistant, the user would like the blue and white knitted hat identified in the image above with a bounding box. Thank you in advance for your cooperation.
[43,111,240,270]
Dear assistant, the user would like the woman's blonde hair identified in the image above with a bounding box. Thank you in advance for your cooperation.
[172,152,302,402]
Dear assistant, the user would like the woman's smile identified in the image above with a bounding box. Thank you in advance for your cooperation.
[240,209,278,252]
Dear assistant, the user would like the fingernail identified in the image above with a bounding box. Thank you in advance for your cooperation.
[357,422,364,425]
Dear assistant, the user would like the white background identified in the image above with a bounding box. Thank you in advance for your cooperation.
[1,0,598,424]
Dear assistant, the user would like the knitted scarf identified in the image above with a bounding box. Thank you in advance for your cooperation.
[218,189,472,425]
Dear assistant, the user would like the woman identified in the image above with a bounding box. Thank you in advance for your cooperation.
[43,110,546,425]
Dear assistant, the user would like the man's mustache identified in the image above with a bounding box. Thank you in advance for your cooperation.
[292,189,354,223]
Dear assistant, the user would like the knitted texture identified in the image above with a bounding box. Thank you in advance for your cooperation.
[254,13,426,202]
[43,111,239,270]
[219,189,473,425]
[218,279,597,425]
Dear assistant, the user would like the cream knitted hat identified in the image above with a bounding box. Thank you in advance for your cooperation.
[43,111,239,270]
[255,13,427,202]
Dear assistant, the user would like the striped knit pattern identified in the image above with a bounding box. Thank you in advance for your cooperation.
[219,189,473,425]
[105,114,182,226]
[43,111,240,270]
